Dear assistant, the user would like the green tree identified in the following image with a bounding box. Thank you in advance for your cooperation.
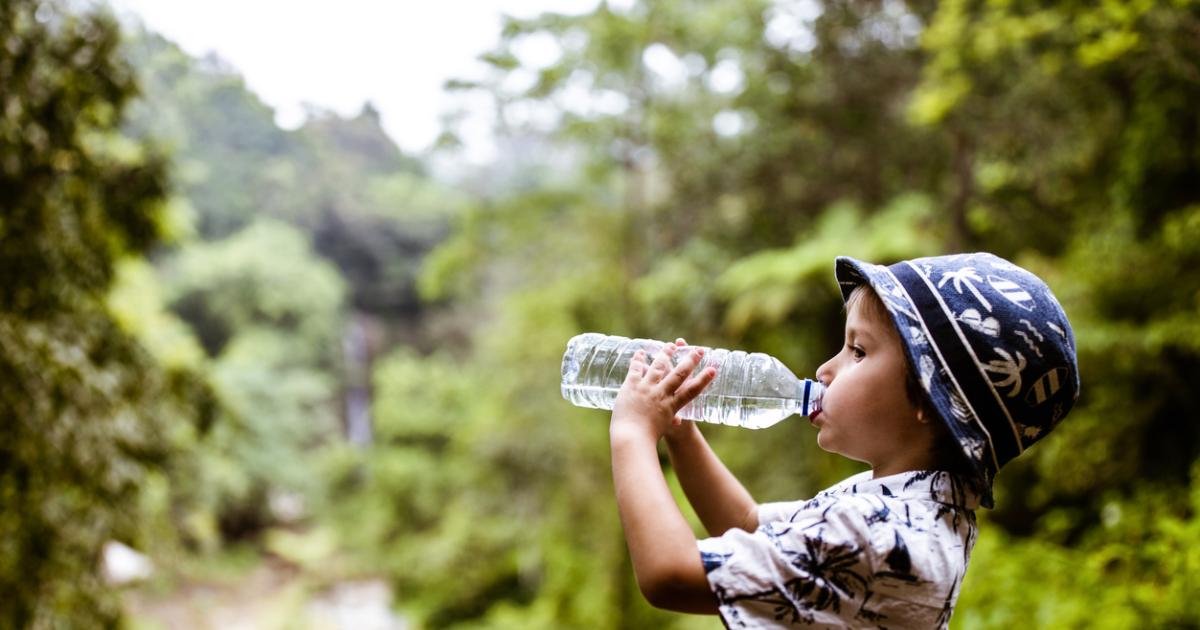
[114,21,468,558]
[0,1,212,626]
[123,30,461,326]
[163,219,347,540]
[121,29,298,240]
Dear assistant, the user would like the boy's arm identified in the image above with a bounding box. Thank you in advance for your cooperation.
[610,343,718,614]
[664,422,759,536]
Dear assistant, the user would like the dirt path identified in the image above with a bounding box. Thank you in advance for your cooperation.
[125,557,406,630]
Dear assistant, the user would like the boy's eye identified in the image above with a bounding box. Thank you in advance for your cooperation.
[848,345,865,360]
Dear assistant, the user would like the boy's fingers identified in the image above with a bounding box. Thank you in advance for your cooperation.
[674,366,718,406]
[625,350,647,382]
[659,346,704,393]
[646,343,675,382]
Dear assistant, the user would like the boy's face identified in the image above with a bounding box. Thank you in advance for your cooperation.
[814,291,932,473]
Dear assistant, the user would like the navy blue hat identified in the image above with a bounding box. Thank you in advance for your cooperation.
[835,253,1079,507]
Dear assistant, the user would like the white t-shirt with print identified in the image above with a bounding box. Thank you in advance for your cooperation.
[697,469,980,629]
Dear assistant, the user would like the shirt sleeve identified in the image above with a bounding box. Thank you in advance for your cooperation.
[755,501,798,527]
[698,498,878,628]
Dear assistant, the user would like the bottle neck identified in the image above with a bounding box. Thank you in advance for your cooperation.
[799,378,824,417]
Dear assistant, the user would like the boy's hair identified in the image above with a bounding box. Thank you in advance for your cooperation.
[846,285,974,477]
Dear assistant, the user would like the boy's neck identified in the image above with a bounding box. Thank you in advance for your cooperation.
[870,450,939,479]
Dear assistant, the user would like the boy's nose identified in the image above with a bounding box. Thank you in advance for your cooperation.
[816,355,836,386]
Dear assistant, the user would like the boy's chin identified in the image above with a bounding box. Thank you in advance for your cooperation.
[814,430,837,454]
[815,431,863,463]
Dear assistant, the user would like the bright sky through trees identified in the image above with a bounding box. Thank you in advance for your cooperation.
[109,0,616,161]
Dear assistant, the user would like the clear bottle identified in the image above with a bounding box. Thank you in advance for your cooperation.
[560,333,823,429]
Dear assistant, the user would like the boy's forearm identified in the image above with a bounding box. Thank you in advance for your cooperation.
[610,424,718,613]
[665,424,759,535]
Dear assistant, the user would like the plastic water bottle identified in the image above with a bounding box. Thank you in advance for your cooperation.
[560,333,823,429]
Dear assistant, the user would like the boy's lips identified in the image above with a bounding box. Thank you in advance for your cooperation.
[809,410,822,425]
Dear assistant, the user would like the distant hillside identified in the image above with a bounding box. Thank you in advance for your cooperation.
[121,28,464,320]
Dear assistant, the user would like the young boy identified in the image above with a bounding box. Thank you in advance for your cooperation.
[609,253,1079,628]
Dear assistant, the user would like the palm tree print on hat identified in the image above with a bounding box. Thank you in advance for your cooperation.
[938,267,992,312]
[982,347,1026,397]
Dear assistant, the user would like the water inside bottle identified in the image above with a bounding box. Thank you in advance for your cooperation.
[561,333,821,429]
[560,385,804,429]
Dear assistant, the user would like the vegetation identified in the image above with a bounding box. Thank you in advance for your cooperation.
[0,2,213,626]
[1,0,1197,628]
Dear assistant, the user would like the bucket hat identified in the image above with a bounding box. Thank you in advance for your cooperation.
[835,253,1079,507]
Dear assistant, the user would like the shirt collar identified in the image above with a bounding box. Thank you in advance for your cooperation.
[822,469,982,510]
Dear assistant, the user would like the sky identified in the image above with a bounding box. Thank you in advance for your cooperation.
[108,0,612,162]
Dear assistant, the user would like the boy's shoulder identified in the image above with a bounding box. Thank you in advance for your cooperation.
[759,469,980,530]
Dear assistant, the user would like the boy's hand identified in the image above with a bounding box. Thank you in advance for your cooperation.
[611,339,717,443]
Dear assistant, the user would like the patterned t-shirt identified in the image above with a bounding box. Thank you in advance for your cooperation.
[697,470,980,629]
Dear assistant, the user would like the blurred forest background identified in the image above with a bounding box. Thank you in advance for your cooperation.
[2,0,1199,628]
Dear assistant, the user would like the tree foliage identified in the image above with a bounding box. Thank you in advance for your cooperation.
[0,1,212,626]
[161,219,347,540]
[122,30,462,322]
